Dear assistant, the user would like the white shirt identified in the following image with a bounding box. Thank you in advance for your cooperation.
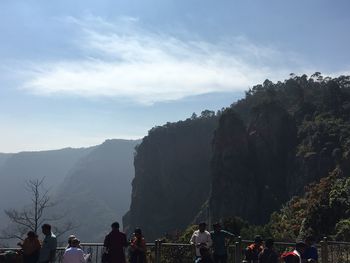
[62,247,86,263]
[190,230,212,256]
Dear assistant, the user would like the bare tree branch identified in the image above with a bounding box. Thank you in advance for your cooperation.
[1,177,76,242]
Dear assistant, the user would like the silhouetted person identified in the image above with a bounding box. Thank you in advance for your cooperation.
[210,223,234,263]
[244,235,263,263]
[190,222,212,259]
[258,238,278,263]
[18,231,41,263]
[302,236,318,262]
[38,224,57,263]
[129,228,146,263]
[104,222,128,263]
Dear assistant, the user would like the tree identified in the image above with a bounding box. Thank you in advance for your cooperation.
[0,178,75,241]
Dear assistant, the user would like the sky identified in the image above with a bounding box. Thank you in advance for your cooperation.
[0,0,350,152]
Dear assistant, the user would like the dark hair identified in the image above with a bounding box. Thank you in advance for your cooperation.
[265,238,274,248]
[134,228,142,235]
[213,222,221,228]
[111,222,120,229]
[199,222,207,227]
[42,224,51,231]
[254,235,263,243]
[27,231,37,238]
[296,241,306,250]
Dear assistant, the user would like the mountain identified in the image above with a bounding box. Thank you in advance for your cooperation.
[123,113,218,240]
[0,147,94,211]
[0,139,139,243]
[54,139,140,241]
[125,73,350,241]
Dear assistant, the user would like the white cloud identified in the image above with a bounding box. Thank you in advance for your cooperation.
[21,15,306,105]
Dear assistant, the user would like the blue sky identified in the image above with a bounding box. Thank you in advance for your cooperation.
[0,0,349,152]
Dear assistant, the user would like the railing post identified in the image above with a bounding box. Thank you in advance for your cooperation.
[320,236,328,263]
[234,236,242,263]
[154,239,162,263]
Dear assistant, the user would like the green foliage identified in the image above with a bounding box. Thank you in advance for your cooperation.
[334,219,350,241]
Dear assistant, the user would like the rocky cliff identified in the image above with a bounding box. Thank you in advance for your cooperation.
[210,102,297,224]
[124,114,218,239]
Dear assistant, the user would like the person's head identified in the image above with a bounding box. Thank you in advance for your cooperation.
[213,222,221,232]
[71,238,80,248]
[134,228,142,238]
[111,222,120,231]
[27,231,37,239]
[265,238,274,249]
[254,235,263,246]
[295,241,307,254]
[67,235,76,246]
[199,247,210,258]
[198,222,207,232]
[305,236,315,246]
[41,224,51,235]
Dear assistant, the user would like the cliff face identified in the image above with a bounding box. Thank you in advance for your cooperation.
[124,116,218,239]
[210,103,297,224]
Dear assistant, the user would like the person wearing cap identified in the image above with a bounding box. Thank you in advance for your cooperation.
[62,238,86,263]
[190,222,212,259]
[104,222,128,263]
[258,238,278,263]
[244,235,263,263]
[210,223,234,263]
[66,235,82,249]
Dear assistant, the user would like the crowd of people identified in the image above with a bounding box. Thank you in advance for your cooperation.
[189,222,318,263]
[9,221,319,263]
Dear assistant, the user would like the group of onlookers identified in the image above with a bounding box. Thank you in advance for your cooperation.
[13,221,318,263]
[189,222,318,263]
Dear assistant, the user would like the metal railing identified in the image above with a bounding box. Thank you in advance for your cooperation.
[1,237,350,263]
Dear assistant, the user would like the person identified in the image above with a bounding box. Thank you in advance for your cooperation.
[258,238,278,263]
[281,241,306,263]
[62,238,86,263]
[18,231,41,263]
[195,247,214,263]
[210,223,234,263]
[103,222,128,263]
[38,224,57,263]
[244,235,263,263]
[129,228,146,263]
[302,236,318,262]
[190,222,212,259]
[66,235,80,249]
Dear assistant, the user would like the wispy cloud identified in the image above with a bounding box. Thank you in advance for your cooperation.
[21,15,306,105]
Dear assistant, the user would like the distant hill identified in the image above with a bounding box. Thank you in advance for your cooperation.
[54,139,140,241]
[0,147,94,211]
[0,139,139,243]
